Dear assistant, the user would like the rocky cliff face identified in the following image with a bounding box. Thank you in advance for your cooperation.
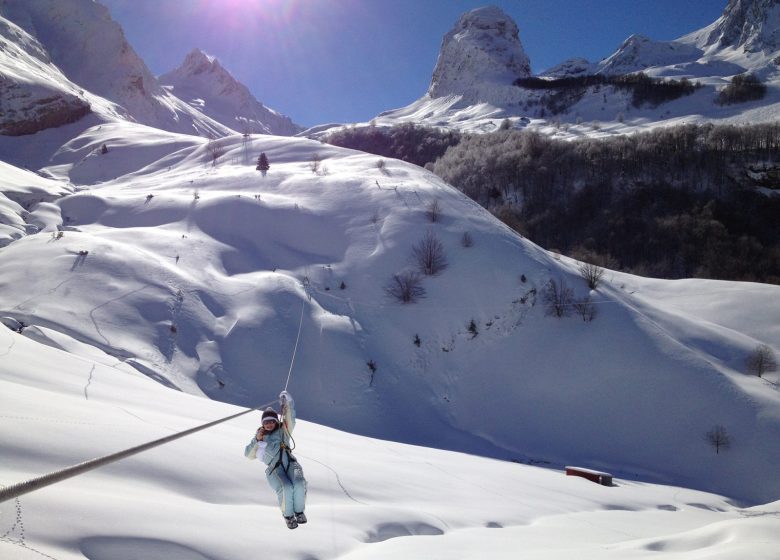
[0,14,91,136]
[428,6,531,103]
[159,49,300,136]
[704,0,780,52]
[0,0,232,137]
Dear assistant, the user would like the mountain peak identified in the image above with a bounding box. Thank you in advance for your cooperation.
[159,50,301,135]
[705,0,780,52]
[180,48,220,75]
[428,5,531,101]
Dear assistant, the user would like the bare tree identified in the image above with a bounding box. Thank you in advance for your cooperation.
[461,231,474,248]
[207,138,226,167]
[746,343,778,378]
[385,271,426,303]
[543,278,573,318]
[705,425,731,454]
[578,261,605,290]
[309,152,322,174]
[426,199,442,223]
[573,296,596,322]
[413,230,448,276]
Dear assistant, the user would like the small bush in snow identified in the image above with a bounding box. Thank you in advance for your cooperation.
[207,138,225,167]
[413,231,448,276]
[573,296,597,322]
[461,231,473,248]
[745,343,778,378]
[385,271,426,304]
[367,360,378,386]
[543,278,573,318]
[578,261,605,290]
[426,199,441,223]
[309,153,322,174]
[467,319,478,338]
[705,425,731,454]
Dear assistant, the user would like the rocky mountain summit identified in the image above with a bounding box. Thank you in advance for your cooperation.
[428,6,531,104]
[702,0,780,53]
[159,49,300,136]
[375,1,780,135]
[0,0,297,138]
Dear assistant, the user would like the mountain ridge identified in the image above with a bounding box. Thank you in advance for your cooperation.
[159,48,301,136]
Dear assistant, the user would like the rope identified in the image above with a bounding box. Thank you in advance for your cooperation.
[283,296,307,392]
[0,400,275,504]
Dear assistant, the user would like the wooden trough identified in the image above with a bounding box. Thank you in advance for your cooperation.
[565,466,613,486]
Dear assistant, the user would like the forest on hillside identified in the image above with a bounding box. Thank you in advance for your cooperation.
[327,123,780,284]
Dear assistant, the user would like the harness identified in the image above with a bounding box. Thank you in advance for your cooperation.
[269,413,297,476]
[270,440,297,476]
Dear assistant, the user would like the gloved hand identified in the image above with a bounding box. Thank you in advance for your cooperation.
[279,390,291,403]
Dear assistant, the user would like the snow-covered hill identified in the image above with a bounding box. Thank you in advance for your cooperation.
[3,325,778,559]
[159,49,301,136]
[0,121,778,507]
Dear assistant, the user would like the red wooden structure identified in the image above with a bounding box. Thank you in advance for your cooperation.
[565,466,613,486]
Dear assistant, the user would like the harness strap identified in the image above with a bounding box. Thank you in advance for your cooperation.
[270,442,297,476]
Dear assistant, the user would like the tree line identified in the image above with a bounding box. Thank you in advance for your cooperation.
[326,122,780,284]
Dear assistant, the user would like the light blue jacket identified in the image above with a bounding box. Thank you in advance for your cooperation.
[244,396,297,474]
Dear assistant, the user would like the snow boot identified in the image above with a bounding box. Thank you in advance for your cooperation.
[294,512,307,524]
[284,515,298,530]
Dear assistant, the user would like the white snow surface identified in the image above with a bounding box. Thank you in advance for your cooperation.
[2,325,779,560]
[0,113,777,558]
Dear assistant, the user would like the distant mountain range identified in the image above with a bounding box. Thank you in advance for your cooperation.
[372,0,780,135]
[0,0,299,138]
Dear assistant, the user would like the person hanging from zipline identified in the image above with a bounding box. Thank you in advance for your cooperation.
[244,391,308,529]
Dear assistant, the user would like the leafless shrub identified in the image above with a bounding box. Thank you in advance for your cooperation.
[310,152,322,174]
[385,271,426,303]
[207,138,226,167]
[413,230,448,276]
[573,296,597,322]
[705,425,731,454]
[426,199,441,223]
[543,278,573,318]
[746,343,778,378]
[461,231,473,248]
[579,261,605,289]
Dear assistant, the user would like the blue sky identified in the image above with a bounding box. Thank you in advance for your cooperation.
[101,0,728,127]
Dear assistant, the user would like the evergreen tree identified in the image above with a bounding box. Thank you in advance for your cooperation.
[256,152,270,173]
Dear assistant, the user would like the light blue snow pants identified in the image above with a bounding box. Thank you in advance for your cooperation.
[266,457,307,517]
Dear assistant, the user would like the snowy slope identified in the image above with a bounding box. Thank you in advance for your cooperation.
[159,49,301,136]
[2,327,778,560]
[0,121,778,506]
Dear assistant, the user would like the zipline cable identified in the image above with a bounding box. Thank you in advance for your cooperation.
[0,399,276,504]
[283,294,307,393]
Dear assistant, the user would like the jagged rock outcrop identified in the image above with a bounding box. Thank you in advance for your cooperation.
[0,15,91,136]
[159,49,300,136]
[428,6,531,103]
[0,0,232,137]
[704,0,780,52]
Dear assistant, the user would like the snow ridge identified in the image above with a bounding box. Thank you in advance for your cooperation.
[159,49,301,136]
